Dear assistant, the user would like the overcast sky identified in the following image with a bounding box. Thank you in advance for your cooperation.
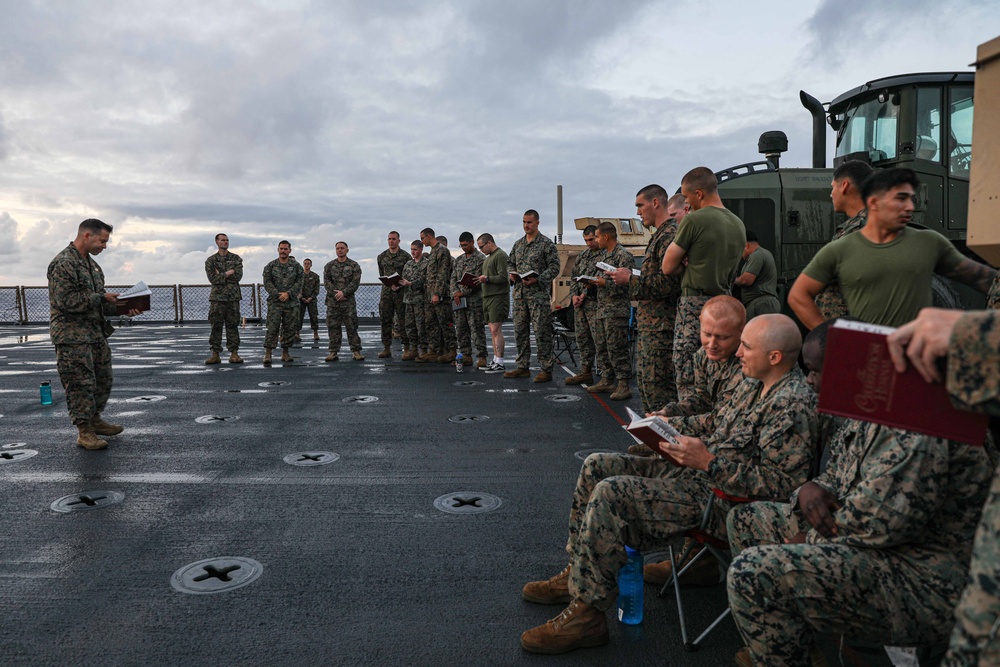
[1,0,997,286]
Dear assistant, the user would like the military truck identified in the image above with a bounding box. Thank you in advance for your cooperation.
[716,71,978,307]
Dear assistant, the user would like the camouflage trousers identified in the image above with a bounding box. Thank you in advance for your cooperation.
[454,295,487,359]
[593,315,630,381]
[941,467,1000,667]
[744,295,781,320]
[672,296,709,390]
[264,301,299,349]
[636,328,675,414]
[327,299,362,354]
[424,300,456,354]
[727,502,965,667]
[297,299,319,333]
[513,297,553,372]
[208,300,241,352]
[404,302,426,352]
[573,305,598,371]
[815,282,850,321]
[565,452,715,611]
[55,339,113,425]
[379,289,407,347]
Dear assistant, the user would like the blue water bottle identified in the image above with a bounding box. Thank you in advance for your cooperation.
[617,545,644,624]
[455,352,463,373]
[40,381,53,406]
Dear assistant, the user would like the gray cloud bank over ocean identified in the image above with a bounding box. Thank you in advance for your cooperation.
[0,0,995,285]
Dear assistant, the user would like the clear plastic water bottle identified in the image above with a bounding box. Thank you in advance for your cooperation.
[39,381,53,406]
[455,352,463,373]
[617,545,643,625]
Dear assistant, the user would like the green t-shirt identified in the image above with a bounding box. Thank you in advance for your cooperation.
[673,206,746,295]
[803,227,965,327]
[740,246,778,303]
[480,248,510,299]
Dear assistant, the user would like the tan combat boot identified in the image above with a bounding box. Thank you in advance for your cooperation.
[627,443,655,456]
[642,541,718,586]
[520,599,609,655]
[522,565,572,604]
[401,346,415,361]
[378,346,392,359]
[610,380,632,401]
[476,356,487,369]
[229,352,244,364]
[313,331,320,342]
[204,351,221,365]
[586,376,614,393]
[263,349,273,366]
[91,414,124,436]
[281,348,294,362]
[415,350,436,363]
[352,351,365,361]
[565,367,593,385]
[462,355,473,366]
[533,370,552,383]
[324,352,339,362]
[503,367,531,378]
[76,424,108,450]
[438,351,456,364]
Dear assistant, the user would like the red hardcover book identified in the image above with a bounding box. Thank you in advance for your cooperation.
[819,320,989,445]
[459,272,479,288]
[115,293,151,315]
[624,407,682,465]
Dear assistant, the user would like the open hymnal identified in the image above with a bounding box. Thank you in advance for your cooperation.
[458,272,479,288]
[115,281,152,315]
[379,273,402,287]
[573,275,599,283]
[509,270,538,282]
[624,407,682,464]
[595,261,640,276]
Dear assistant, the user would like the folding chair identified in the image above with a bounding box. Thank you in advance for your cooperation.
[663,488,748,651]
[552,315,577,365]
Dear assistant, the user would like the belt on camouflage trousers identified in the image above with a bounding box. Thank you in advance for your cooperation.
[681,287,729,298]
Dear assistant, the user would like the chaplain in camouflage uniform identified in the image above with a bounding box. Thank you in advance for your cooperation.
[400,240,428,360]
[564,225,602,385]
[505,209,560,383]
[419,228,457,363]
[584,221,634,401]
[661,168,746,392]
[813,160,872,321]
[610,187,685,413]
[204,233,243,364]
[48,218,139,450]
[376,231,412,359]
[296,258,321,343]
[323,241,364,362]
[883,305,1000,667]
[451,231,487,367]
[520,314,817,655]
[261,240,303,365]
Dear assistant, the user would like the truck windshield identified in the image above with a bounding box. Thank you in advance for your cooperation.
[835,95,900,163]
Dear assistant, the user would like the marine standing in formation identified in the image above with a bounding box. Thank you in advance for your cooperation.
[476,233,510,373]
[505,209,560,383]
[420,228,457,363]
[564,225,602,386]
[204,232,244,364]
[610,188,685,413]
[47,219,139,450]
[261,240,303,366]
[323,241,364,362]
[376,231,412,359]
[585,221,634,401]
[399,239,428,361]
[296,258,321,344]
[451,231,487,368]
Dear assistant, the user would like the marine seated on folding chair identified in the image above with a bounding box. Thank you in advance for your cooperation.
[518,314,820,655]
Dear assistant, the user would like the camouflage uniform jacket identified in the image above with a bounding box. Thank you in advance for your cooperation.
[262,258,304,303]
[451,250,485,298]
[814,209,867,319]
[47,243,117,345]
[793,419,991,588]
[596,242,634,320]
[509,233,560,301]
[323,258,362,303]
[671,366,818,501]
[301,271,320,300]
[631,219,681,331]
[424,243,453,300]
[570,246,604,309]
[401,256,427,305]
[376,249,412,296]
[986,272,1000,310]
[947,309,1000,417]
[661,349,743,418]
[205,251,243,302]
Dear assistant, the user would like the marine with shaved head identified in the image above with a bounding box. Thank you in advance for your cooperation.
[519,313,818,655]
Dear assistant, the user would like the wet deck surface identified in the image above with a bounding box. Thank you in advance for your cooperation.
[0,323,892,666]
